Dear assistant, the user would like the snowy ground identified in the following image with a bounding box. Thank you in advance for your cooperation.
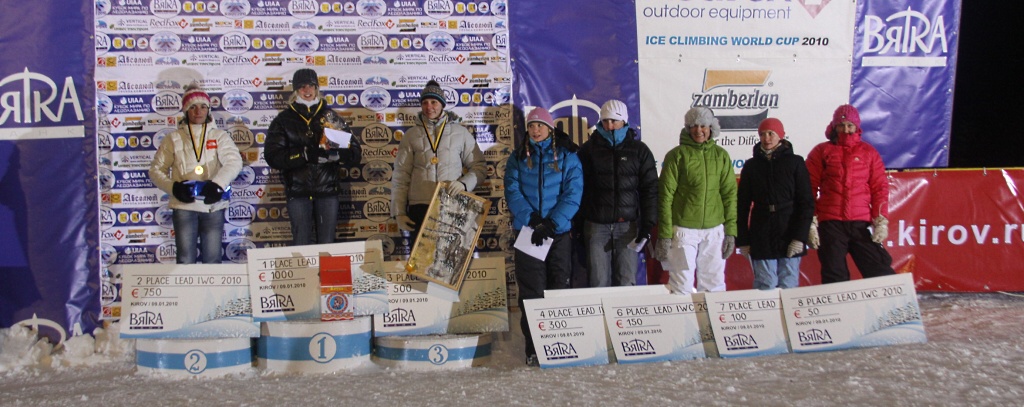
[2,293,1023,406]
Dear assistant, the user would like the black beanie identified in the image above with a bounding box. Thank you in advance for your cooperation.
[292,68,319,89]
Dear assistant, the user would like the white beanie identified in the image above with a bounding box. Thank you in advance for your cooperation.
[600,99,628,122]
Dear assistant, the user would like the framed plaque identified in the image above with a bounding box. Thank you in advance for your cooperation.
[405,181,490,291]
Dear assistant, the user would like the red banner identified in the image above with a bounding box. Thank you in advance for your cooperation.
[650,169,1024,292]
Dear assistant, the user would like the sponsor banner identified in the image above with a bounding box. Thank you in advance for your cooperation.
[851,0,960,168]
[705,289,790,358]
[95,2,513,294]
[602,294,706,364]
[723,169,1024,292]
[374,261,452,337]
[635,0,855,172]
[781,273,926,352]
[638,58,851,172]
[119,264,258,339]
[509,2,640,148]
[1,0,97,337]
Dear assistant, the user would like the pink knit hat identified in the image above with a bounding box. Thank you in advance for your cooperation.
[526,106,554,130]
[827,104,861,137]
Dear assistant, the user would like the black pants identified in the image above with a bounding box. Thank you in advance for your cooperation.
[404,204,430,247]
[515,231,572,358]
[817,220,894,284]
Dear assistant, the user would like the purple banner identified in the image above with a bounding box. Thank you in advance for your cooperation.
[851,0,960,168]
[510,3,640,146]
[0,1,98,339]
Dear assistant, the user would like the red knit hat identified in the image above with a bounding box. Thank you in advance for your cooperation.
[757,118,785,139]
[181,83,211,111]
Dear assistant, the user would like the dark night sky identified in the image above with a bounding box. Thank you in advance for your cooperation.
[948,1,1024,168]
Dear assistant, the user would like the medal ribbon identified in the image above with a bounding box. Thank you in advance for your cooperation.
[422,114,448,157]
[188,122,208,164]
[289,100,324,134]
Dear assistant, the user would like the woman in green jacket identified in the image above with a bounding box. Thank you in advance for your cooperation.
[654,107,738,293]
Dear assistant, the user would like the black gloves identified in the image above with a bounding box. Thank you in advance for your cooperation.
[201,182,224,204]
[172,181,195,203]
[528,212,544,228]
[530,218,556,245]
[305,145,325,162]
[635,231,651,244]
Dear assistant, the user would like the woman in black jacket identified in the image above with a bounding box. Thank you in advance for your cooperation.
[736,118,814,289]
[578,100,659,287]
[264,68,360,246]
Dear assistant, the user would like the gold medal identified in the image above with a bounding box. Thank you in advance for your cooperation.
[430,156,438,165]
[194,165,204,175]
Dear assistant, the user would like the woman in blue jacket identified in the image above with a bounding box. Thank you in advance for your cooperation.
[504,106,583,366]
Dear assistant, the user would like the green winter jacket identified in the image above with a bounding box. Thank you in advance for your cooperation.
[657,131,738,239]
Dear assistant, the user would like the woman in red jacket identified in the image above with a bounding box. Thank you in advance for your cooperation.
[805,104,894,283]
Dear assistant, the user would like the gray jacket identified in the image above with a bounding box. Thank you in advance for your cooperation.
[391,111,486,216]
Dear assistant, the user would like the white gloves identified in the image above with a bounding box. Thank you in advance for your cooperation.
[721,235,736,259]
[786,240,804,257]
[395,215,416,232]
[808,216,820,249]
[871,215,889,244]
[738,245,750,256]
[654,239,671,263]
[446,180,466,195]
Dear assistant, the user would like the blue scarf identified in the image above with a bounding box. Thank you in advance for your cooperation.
[597,124,629,146]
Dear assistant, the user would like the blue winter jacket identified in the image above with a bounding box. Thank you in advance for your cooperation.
[504,136,583,234]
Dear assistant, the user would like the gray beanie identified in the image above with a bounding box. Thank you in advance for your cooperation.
[420,80,446,107]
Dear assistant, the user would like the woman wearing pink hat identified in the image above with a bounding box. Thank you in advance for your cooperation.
[805,104,894,283]
[736,118,815,289]
[504,106,583,366]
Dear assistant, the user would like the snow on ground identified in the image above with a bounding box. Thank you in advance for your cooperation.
[1,293,1023,406]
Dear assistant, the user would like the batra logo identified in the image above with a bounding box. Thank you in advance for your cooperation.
[621,339,656,356]
[357,32,388,55]
[723,333,759,351]
[797,329,833,346]
[543,342,579,360]
[423,0,453,19]
[383,307,416,327]
[129,311,164,329]
[260,294,295,312]
[862,7,949,57]
[0,69,85,127]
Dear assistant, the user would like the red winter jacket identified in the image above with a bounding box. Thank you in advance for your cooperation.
[805,131,888,222]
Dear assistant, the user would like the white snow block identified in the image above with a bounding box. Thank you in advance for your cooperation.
[256,317,372,373]
[135,338,253,378]
[373,333,492,370]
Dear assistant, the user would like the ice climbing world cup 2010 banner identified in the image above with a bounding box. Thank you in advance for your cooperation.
[94,0,514,319]
[635,0,856,172]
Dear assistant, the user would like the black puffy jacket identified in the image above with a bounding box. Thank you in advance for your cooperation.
[578,127,659,232]
[264,100,361,198]
[736,140,815,259]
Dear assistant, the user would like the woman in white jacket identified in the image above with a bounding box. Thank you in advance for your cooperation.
[149,83,242,263]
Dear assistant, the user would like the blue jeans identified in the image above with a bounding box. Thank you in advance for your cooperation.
[172,209,225,264]
[287,196,339,246]
[585,220,638,287]
[750,256,801,289]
